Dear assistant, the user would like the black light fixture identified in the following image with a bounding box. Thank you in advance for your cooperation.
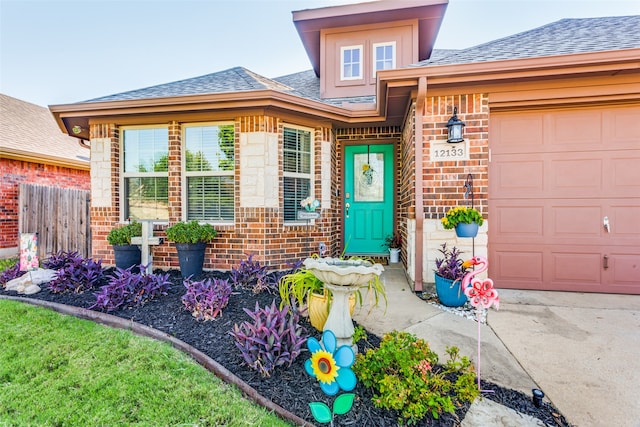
[446,107,465,143]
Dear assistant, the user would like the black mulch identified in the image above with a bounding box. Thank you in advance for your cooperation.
[2,269,572,426]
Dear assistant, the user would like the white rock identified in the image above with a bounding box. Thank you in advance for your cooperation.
[23,284,41,295]
[5,269,56,291]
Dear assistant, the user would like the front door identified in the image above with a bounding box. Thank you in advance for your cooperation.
[343,144,394,255]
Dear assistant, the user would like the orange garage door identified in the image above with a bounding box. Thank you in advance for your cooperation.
[489,104,640,294]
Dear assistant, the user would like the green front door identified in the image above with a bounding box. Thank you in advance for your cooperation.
[344,144,394,255]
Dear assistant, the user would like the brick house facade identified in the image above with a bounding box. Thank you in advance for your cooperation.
[0,94,90,258]
[50,2,639,293]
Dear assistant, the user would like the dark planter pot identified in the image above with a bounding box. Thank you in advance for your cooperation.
[434,274,468,307]
[113,245,141,270]
[455,222,479,238]
[175,242,207,278]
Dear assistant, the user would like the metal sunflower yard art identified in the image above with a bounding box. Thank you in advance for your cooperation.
[304,330,357,425]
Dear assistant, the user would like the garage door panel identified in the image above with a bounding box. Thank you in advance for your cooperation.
[494,249,543,283]
[609,252,640,289]
[610,153,640,196]
[493,204,544,239]
[492,113,544,150]
[552,206,601,238]
[551,158,603,194]
[550,251,602,284]
[608,203,640,240]
[490,158,544,197]
[602,106,640,144]
[547,110,602,146]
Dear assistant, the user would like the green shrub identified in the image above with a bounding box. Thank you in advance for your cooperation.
[354,330,479,425]
[106,221,142,245]
[165,221,217,244]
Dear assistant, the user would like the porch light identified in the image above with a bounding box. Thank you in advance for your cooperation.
[446,107,465,143]
[72,125,83,135]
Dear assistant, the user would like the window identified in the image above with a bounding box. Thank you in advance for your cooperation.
[373,42,395,76]
[122,127,169,220]
[340,45,362,80]
[184,124,234,222]
[283,126,312,222]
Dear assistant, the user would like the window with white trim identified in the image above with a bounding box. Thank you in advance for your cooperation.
[283,126,312,223]
[122,127,169,221]
[373,42,395,76]
[183,124,235,222]
[340,45,362,80]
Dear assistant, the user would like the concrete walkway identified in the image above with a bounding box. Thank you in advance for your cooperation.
[353,264,640,427]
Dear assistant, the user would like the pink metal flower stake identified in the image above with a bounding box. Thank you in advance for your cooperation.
[462,256,499,392]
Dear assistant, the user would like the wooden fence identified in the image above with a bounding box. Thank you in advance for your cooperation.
[19,183,91,260]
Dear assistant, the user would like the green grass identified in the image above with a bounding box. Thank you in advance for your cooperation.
[0,258,17,272]
[0,300,292,427]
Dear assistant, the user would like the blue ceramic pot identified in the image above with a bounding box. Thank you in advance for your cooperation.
[434,274,468,307]
[455,222,479,238]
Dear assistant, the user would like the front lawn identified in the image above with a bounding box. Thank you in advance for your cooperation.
[0,299,290,426]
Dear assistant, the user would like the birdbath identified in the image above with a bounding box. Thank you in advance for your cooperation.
[303,257,384,352]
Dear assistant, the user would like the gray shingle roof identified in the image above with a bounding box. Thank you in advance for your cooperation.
[85,67,294,102]
[81,16,639,106]
[418,16,640,66]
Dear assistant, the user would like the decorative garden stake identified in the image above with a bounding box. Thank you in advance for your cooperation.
[304,330,357,425]
[462,256,499,392]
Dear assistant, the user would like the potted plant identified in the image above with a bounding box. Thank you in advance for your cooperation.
[433,243,471,307]
[165,220,217,278]
[441,206,484,238]
[382,233,402,263]
[107,221,142,269]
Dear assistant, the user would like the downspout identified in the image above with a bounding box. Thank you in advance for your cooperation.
[414,77,426,292]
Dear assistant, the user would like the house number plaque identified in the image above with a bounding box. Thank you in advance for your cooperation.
[429,140,469,162]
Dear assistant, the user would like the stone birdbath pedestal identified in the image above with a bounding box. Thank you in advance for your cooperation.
[303,257,384,352]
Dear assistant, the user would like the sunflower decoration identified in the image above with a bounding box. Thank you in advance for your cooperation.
[304,330,357,424]
[362,163,374,185]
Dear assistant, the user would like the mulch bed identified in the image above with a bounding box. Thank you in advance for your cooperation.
[2,268,571,426]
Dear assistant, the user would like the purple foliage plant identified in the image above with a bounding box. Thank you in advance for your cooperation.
[181,277,232,321]
[229,253,270,293]
[229,300,308,378]
[47,252,103,294]
[434,243,470,282]
[90,265,171,312]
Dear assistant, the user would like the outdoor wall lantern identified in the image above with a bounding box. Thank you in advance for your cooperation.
[446,107,465,143]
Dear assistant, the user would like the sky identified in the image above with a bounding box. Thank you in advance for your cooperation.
[1,0,638,107]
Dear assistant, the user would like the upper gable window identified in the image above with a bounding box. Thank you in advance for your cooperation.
[340,45,362,80]
[373,42,396,76]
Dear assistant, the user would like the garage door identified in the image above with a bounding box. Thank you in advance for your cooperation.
[489,104,640,294]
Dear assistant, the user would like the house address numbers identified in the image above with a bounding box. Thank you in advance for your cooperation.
[429,139,469,161]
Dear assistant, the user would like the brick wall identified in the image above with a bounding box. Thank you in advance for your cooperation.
[0,157,90,254]
[90,116,341,271]
[420,93,490,284]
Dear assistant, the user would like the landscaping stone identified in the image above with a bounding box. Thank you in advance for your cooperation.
[5,268,55,294]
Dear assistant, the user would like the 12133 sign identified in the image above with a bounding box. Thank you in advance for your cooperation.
[429,140,469,161]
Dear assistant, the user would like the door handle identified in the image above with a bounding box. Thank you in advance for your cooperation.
[603,216,610,233]
[603,255,609,270]
[345,202,350,218]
